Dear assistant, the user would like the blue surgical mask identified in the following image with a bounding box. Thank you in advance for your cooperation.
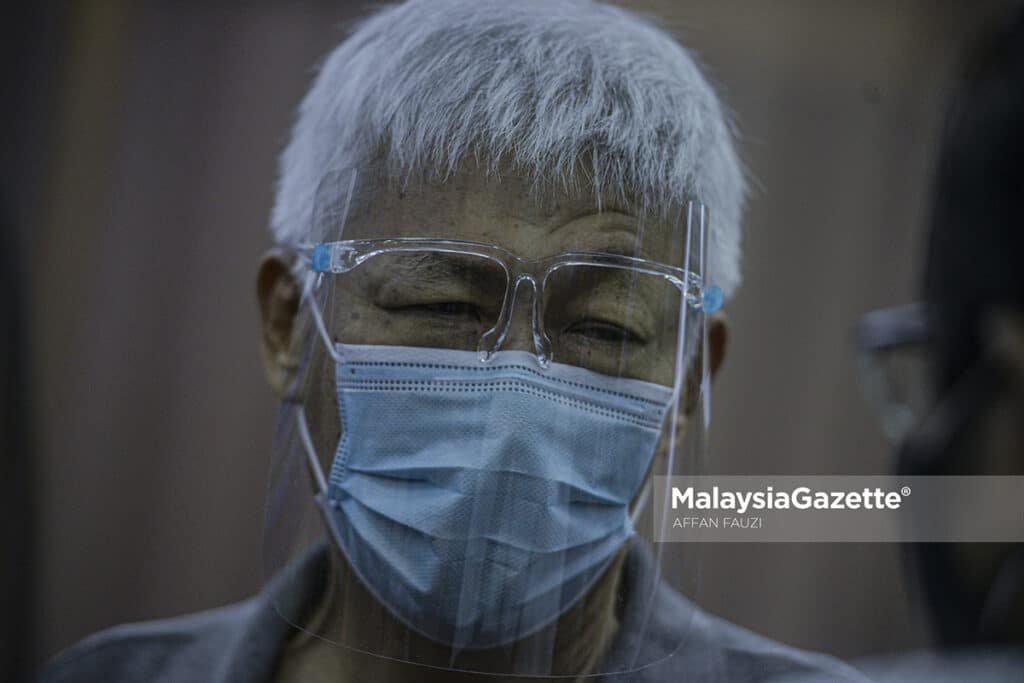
[312,343,673,650]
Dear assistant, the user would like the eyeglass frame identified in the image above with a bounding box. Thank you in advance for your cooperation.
[302,236,722,369]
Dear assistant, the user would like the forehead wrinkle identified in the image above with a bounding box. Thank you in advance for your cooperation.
[531,193,636,226]
[344,169,676,262]
[541,209,657,260]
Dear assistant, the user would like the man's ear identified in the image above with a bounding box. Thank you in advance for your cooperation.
[707,312,728,380]
[257,249,301,398]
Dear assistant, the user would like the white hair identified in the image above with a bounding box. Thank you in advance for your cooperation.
[271,0,746,297]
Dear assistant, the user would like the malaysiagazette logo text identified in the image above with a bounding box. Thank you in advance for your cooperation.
[672,485,905,515]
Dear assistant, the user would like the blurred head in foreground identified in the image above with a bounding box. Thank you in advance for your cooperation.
[858,8,1024,649]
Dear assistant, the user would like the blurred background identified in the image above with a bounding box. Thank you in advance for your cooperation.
[5,0,1020,674]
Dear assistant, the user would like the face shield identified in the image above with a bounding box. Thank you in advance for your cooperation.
[263,166,721,677]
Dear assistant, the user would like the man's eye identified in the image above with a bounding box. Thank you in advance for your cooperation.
[389,302,483,320]
[563,319,645,344]
[423,302,480,318]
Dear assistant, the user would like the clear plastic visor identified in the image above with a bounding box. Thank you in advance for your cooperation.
[263,167,716,677]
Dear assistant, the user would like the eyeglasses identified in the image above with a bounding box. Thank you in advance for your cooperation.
[305,237,722,384]
[858,304,1024,473]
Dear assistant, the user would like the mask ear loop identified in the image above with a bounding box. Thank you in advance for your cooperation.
[297,264,351,545]
[296,403,350,556]
[296,405,329,496]
[294,261,349,547]
[629,479,653,528]
[305,270,343,365]
[293,167,394,610]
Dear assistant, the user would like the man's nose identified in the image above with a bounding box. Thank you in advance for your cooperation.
[485,276,552,363]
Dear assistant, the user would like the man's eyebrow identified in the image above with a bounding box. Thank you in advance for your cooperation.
[399,252,502,281]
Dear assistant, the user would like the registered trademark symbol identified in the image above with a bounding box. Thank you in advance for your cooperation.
[901,486,911,496]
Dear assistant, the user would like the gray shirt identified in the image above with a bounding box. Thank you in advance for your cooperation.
[42,542,870,682]
[772,650,1024,683]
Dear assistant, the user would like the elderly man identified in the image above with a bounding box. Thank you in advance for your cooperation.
[43,1,867,681]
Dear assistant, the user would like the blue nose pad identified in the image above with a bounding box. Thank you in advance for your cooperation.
[477,275,553,367]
